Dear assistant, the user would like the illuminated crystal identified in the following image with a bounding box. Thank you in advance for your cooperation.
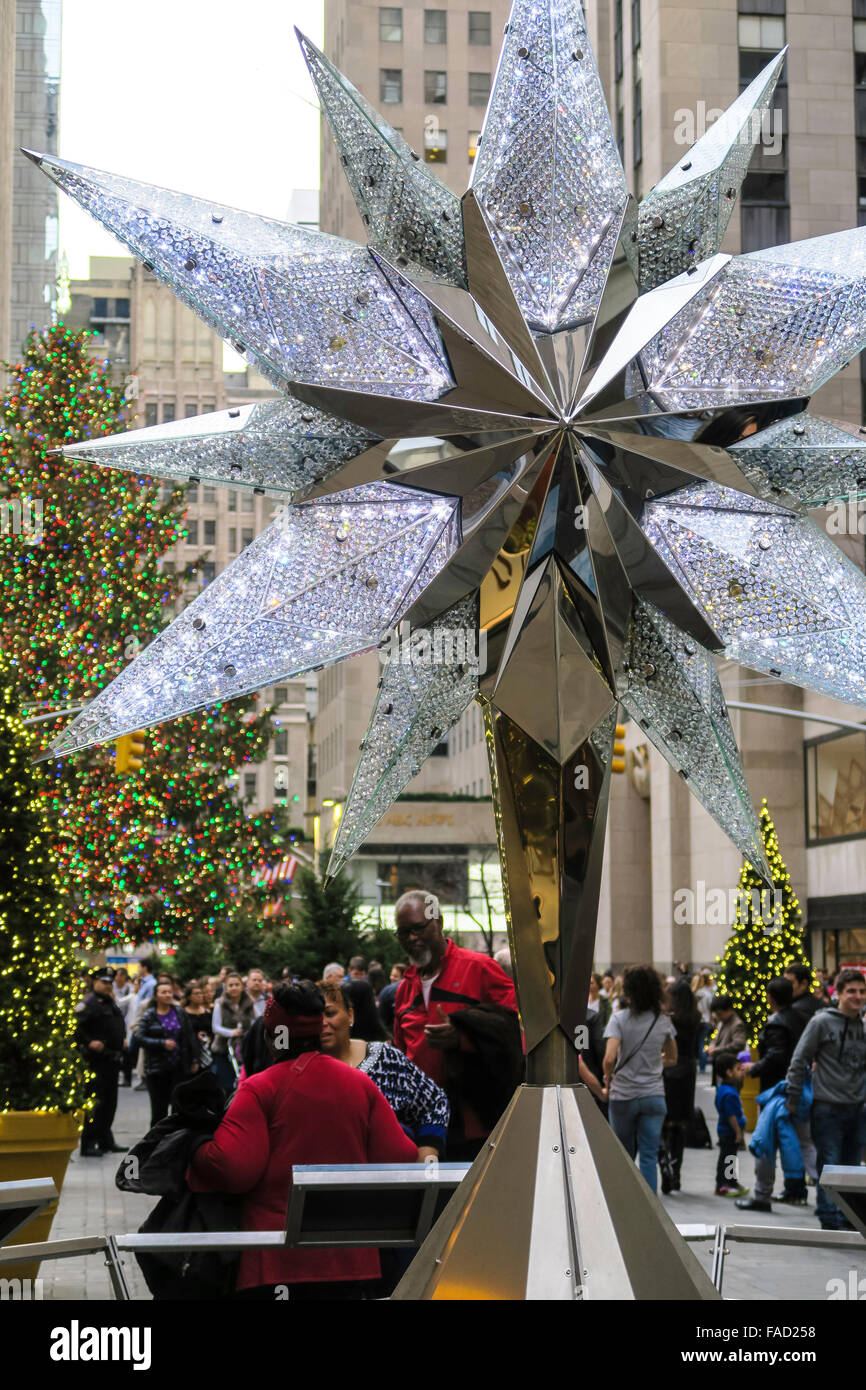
[730,412,866,505]
[328,595,480,876]
[620,598,771,878]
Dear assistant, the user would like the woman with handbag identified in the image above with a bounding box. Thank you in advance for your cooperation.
[211,971,254,1095]
[138,980,199,1126]
[187,981,420,1299]
[603,965,678,1194]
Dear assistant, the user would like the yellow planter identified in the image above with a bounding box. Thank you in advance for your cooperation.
[741,1047,760,1132]
[0,1110,83,1280]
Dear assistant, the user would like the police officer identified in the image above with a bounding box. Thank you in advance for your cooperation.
[76,967,126,1157]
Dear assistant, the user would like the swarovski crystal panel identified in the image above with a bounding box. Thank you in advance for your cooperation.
[620,598,770,877]
[328,594,480,876]
[626,228,866,410]
[471,0,628,333]
[60,399,381,499]
[641,483,866,705]
[730,412,866,505]
[637,51,785,291]
[47,484,460,754]
[299,32,466,287]
[32,153,454,402]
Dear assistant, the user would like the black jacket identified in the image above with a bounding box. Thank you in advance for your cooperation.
[445,1003,524,1141]
[137,1005,197,1078]
[751,1006,804,1090]
[117,1070,240,1299]
[76,991,125,1059]
[792,993,824,1026]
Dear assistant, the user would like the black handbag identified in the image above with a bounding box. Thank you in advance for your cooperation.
[683,1107,713,1149]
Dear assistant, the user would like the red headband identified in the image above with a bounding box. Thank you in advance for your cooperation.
[263,998,323,1038]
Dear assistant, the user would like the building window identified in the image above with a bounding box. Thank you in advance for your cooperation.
[425,126,448,162]
[616,101,625,162]
[631,0,641,50]
[737,13,785,51]
[161,560,175,576]
[228,528,236,552]
[162,402,176,424]
[185,403,198,418]
[739,14,788,252]
[242,492,255,512]
[203,485,217,503]
[274,686,288,704]
[614,0,623,81]
[275,731,288,756]
[468,10,491,44]
[425,70,447,103]
[244,772,257,801]
[424,9,447,43]
[380,68,403,103]
[805,730,866,843]
[199,560,215,585]
[468,71,491,106]
[856,18,866,87]
[379,6,402,41]
[144,403,158,427]
[242,528,254,548]
[92,297,108,319]
[632,78,642,167]
[115,297,129,318]
[185,481,199,501]
[204,519,216,546]
[468,130,480,164]
[185,520,198,546]
[228,492,237,512]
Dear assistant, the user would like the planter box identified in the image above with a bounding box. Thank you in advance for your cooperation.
[0,1110,83,1279]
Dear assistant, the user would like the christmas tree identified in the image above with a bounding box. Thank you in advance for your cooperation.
[287,859,364,979]
[714,799,815,1043]
[0,324,287,948]
[0,653,88,1112]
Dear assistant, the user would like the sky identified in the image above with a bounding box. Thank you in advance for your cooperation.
[59,0,325,278]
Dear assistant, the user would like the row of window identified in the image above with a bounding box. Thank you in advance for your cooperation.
[91,297,129,320]
[418,128,481,163]
[380,68,491,106]
[379,7,491,46]
[144,401,216,427]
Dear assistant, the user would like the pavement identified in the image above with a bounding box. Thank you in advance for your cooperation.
[17,1075,866,1302]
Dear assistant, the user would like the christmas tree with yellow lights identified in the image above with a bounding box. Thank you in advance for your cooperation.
[715,799,814,1043]
[0,653,88,1111]
[0,324,288,949]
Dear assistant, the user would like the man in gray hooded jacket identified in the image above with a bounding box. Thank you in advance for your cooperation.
[785,968,866,1230]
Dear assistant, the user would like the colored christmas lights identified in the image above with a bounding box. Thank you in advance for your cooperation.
[714,799,814,1044]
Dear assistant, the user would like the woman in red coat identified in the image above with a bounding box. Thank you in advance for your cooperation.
[187,980,418,1298]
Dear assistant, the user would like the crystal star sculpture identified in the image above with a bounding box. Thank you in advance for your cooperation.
[31,2,866,1076]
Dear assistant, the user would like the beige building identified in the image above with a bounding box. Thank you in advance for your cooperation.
[316,0,866,969]
[0,0,16,362]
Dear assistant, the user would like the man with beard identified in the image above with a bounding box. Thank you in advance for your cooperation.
[392,890,521,1160]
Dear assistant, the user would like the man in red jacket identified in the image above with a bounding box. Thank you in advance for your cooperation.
[187,981,417,1298]
[393,890,520,1160]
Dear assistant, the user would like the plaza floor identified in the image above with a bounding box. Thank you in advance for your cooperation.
[23,1076,866,1301]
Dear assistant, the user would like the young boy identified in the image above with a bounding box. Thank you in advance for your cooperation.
[714,1051,748,1196]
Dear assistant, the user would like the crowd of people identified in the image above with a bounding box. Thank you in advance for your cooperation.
[73,911,866,1296]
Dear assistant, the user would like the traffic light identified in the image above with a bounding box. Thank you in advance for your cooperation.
[115,730,147,773]
[612,723,626,774]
